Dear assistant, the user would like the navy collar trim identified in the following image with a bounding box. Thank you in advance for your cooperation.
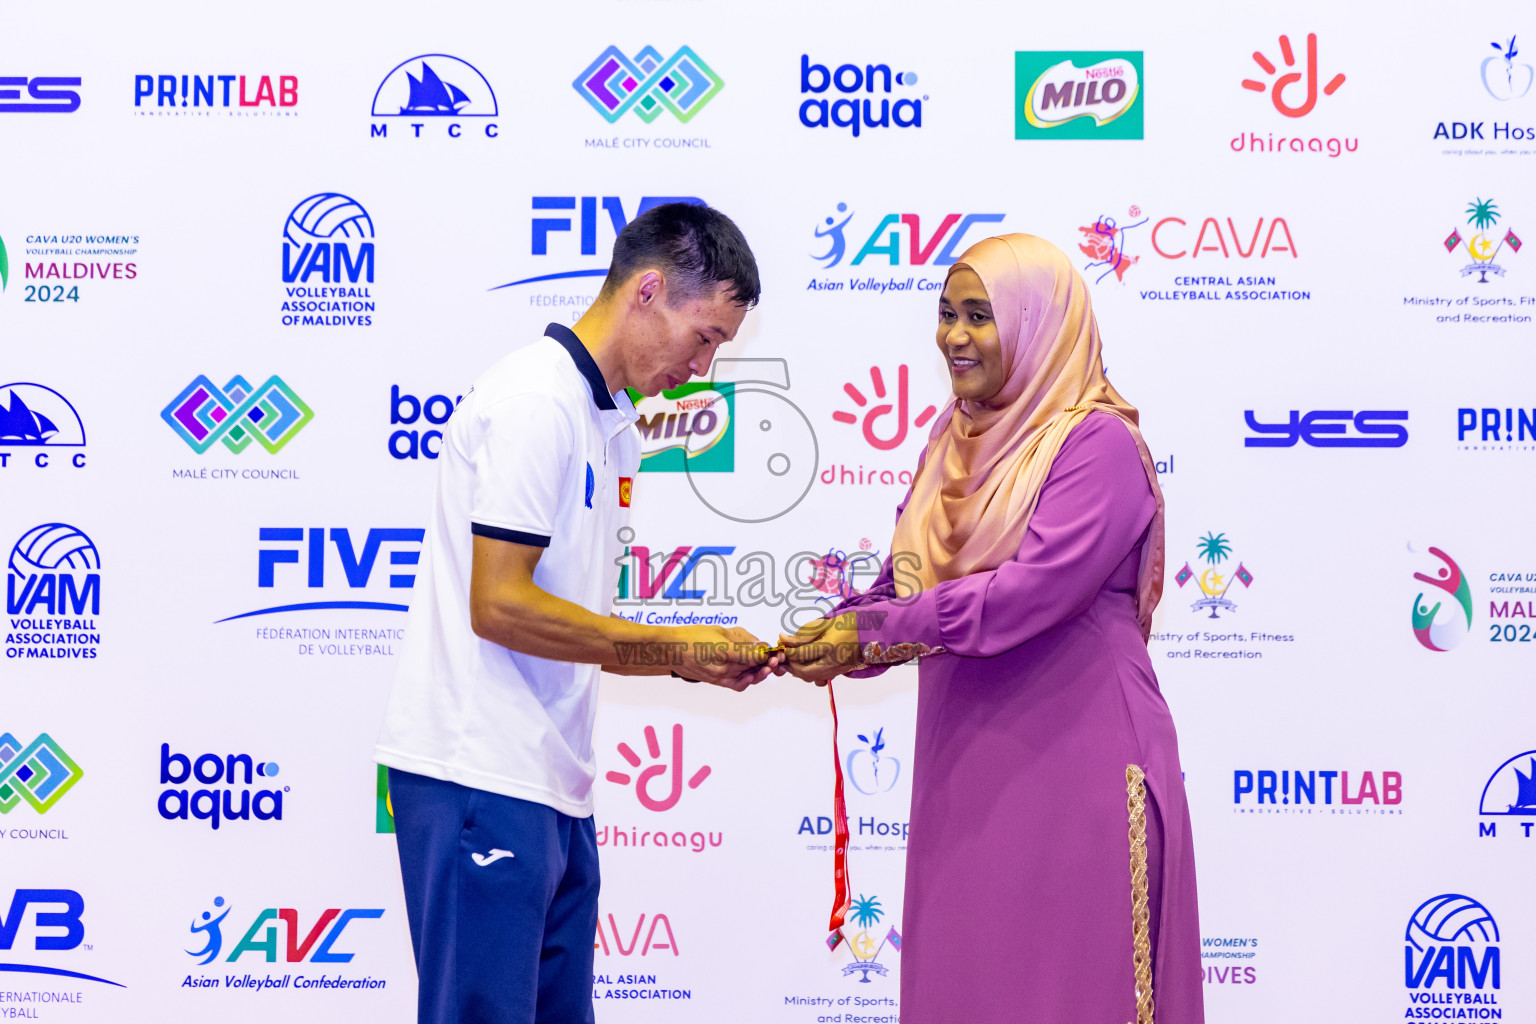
[545,323,617,411]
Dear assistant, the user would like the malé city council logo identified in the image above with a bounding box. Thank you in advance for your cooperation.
[1444,197,1521,283]
[0,733,83,813]
[1411,546,1472,652]
[1014,51,1143,140]
[161,375,312,454]
[574,46,722,123]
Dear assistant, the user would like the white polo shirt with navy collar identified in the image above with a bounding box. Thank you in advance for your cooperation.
[376,323,641,818]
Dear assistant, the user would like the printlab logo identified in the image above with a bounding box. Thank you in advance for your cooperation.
[1484,36,1532,100]
[161,376,312,455]
[1232,768,1401,812]
[575,46,722,123]
[280,193,376,328]
[846,727,900,796]
[494,194,704,293]
[1015,51,1142,140]
[388,386,461,461]
[217,527,424,625]
[635,383,733,473]
[799,56,923,137]
[0,76,82,113]
[835,894,901,982]
[1458,406,1536,450]
[0,383,87,470]
[133,73,296,116]
[1444,198,1521,284]
[1404,895,1500,995]
[1077,206,1300,293]
[0,733,83,814]
[1243,409,1409,448]
[158,744,285,830]
[370,54,498,139]
[0,890,124,988]
[1478,750,1536,838]
[1411,546,1473,652]
[604,725,711,812]
[1174,533,1253,619]
[811,203,1006,278]
[184,896,384,968]
[6,523,101,661]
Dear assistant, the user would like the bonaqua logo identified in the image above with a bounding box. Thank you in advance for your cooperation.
[388,385,462,460]
[1411,546,1473,652]
[157,744,285,830]
[799,57,923,137]
[0,733,83,814]
[162,375,312,455]
[575,47,722,124]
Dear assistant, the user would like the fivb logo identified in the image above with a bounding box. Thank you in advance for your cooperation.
[158,745,284,830]
[493,195,704,290]
[574,46,722,123]
[0,890,124,987]
[161,375,312,454]
[215,527,425,622]
[799,56,923,137]
[0,733,83,814]
[186,896,383,966]
[0,383,87,470]
[1404,895,1500,994]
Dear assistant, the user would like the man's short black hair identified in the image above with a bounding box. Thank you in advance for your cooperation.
[602,202,760,309]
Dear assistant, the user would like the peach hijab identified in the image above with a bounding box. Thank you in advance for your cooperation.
[889,234,1166,640]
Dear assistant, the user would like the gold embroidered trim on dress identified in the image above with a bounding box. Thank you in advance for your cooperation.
[856,641,946,668]
[1125,764,1155,1024]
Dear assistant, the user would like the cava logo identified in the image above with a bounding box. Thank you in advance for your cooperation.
[0,733,82,814]
[6,523,101,661]
[280,193,376,328]
[575,46,721,124]
[161,375,312,454]
[635,384,732,471]
[1015,51,1143,140]
[370,54,499,139]
[1411,546,1473,652]
[1404,895,1499,993]
[0,383,87,470]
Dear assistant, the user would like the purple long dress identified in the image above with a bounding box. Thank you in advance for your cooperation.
[833,413,1203,1024]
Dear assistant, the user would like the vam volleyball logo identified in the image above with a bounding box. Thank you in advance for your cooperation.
[1015,51,1143,140]
[280,193,376,328]
[1404,894,1500,995]
[1411,546,1473,652]
[6,523,101,660]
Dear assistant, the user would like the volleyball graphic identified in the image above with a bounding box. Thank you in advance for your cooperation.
[283,193,374,247]
[1405,894,1499,952]
[9,523,101,577]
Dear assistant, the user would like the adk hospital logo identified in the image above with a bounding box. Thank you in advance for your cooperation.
[6,523,101,660]
[280,193,375,328]
[0,383,87,471]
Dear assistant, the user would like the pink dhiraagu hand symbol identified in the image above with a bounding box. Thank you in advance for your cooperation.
[606,725,711,811]
[1241,33,1346,118]
[834,366,938,451]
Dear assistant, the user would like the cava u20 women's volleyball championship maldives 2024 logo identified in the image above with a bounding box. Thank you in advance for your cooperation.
[1411,546,1474,652]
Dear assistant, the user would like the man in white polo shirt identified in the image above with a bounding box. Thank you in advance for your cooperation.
[376,203,774,1024]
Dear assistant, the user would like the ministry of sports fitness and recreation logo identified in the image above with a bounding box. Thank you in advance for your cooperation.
[133,73,297,116]
[0,733,83,814]
[1403,895,1500,998]
[1015,51,1142,140]
[0,383,87,471]
[1443,198,1522,284]
[574,46,722,124]
[280,193,376,328]
[1410,545,1473,652]
[6,523,102,661]
[369,54,498,140]
[1152,531,1291,662]
[833,894,902,982]
[1174,532,1253,618]
[161,375,312,455]
[1231,33,1356,158]
[1478,749,1536,840]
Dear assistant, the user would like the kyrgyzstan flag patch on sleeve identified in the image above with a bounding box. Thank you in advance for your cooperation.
[618,477,633,507]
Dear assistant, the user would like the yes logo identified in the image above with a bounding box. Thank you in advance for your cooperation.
[1015,51,1143,139]
[1412,546,1473,652]
[834,366,938,451]
[846,728,900,795]
[604,725,711,812]
[1241,34,1346,118]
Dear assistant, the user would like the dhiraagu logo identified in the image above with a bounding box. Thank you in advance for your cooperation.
[1015,51,1143,140]
[631,382,733,473]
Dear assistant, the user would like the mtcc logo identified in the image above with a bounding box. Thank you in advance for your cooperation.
[161,375,312,454]
[1411,546,1473,652]
[1404,895,1499,992]
[370,54,498,139]
[0,733,83,813]
[574,46,722,123]
[1173,532,1253,618]
[1241,34,1345,118]
[799,56,923,137]
[1478,750,1536,838]
[0,383,87,469]
[846,727,900,796]
[1443,197,1521,284]
[1015,51,1143,140]
[186,896,383,965]
[604,725,710,812]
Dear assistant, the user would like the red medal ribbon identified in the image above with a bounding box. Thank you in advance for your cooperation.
[826,680,851,948]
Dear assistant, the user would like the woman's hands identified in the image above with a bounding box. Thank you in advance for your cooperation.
[778,611,864,684]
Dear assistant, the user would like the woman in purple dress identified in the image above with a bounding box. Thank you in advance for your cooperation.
[783,235,1203,1023]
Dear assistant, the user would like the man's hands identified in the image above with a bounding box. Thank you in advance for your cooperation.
[670,626,784,691]
[778,612,864,684]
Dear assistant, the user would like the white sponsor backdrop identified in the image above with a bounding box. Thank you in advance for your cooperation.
[3,1,1534,1021]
